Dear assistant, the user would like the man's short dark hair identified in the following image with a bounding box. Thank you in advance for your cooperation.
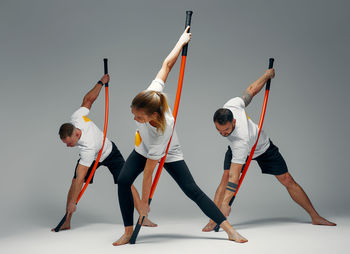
[213,108,234,125]
[59,123,75,139]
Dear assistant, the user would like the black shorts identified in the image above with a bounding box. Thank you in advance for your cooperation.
[223,140,288,175]
[74,142,125,184]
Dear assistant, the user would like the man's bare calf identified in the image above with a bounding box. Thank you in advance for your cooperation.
[276,172,336,226]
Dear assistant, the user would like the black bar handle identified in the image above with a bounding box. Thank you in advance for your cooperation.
[185,11,193,30]
[266,58,274,90]
[103,58,109,87]
[103,58,108,74]
[181,10,193,56]
[129,216,145,244]
[129,194,152,243]
[229,195,236,206]
[54,213,67,232]
[268,58,274,69]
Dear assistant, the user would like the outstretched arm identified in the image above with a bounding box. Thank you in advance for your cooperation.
[81,74,109,110]
[137,158,159,221]
[241,69,275,107]
[66,164,89,215]
[213,171,230,208]
[202,171,230,229]
[155,26,191,83]
[220,163,243,217]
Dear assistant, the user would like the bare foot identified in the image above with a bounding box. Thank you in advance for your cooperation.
[312,216,336,226]
[51,221,71,232]
[228,229,248,243]
[202,221,216,232]
[112,233,132,246]
[142,217,158,227]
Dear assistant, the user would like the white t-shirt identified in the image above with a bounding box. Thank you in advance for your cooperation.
[70,107,113,167]
[223,97,270,164]
[134,78,184,163]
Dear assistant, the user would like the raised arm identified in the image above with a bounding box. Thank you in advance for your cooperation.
[241,69,275,107]
[155,26,191,83]
[81,74,109,110]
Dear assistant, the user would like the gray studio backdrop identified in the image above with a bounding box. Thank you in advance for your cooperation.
[1,0,349,237]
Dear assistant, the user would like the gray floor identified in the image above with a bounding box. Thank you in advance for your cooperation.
[1,216,346,254]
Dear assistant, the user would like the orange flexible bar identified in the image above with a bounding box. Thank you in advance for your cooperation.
[149,56,187,199]
[235,89,269,195]
[130,55,189,244]
[233,58,274,200]
[214,58,274,232]
[130,11,193,244]
[54,59,109,232]
[76,85,109,203]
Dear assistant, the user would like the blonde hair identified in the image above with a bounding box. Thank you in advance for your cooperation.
[132,90,170,134]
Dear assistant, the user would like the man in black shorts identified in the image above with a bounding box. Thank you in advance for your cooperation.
[52,74,156,231]
[202,68,336,231]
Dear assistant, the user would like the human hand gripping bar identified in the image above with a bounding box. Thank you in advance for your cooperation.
[266,58,274,90]
[181,11,193,57]
[214,58,275,232]
[129,11,193,244]
[54,59,110,232]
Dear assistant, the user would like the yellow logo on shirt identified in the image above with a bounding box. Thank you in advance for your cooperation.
[82,116,91,122]
[245,112,251,120]
[135,131,142,147]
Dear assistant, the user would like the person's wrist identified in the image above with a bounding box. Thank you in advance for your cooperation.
[97,80,104,86]
[178,38,185,46]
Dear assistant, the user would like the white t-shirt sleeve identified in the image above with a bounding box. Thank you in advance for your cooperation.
[146,78,165,92]
[224,97,250,164]
[79,148,95,167]
[223,97,245,109]
[229,138,250,164]
[71,107,93,166]
[71,107,90,123]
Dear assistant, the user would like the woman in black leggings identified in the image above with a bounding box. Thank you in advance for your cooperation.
[113,27,247,246]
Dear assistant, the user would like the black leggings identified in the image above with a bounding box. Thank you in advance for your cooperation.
[117,150,226,226]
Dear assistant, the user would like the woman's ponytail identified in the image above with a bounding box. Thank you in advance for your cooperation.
[155,92,170,133]
[131,90,170,134]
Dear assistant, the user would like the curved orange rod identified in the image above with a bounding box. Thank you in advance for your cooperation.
[54,59,109,232]
[214,58,274,232]
[130,11,193,244]
[76,85,109,203]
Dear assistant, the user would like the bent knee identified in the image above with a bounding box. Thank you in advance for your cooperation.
[117,173,132,187]
[276,172,296,188]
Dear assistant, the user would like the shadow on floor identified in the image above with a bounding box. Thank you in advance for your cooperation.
[228,216,309,230]
[137,233,226,244]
